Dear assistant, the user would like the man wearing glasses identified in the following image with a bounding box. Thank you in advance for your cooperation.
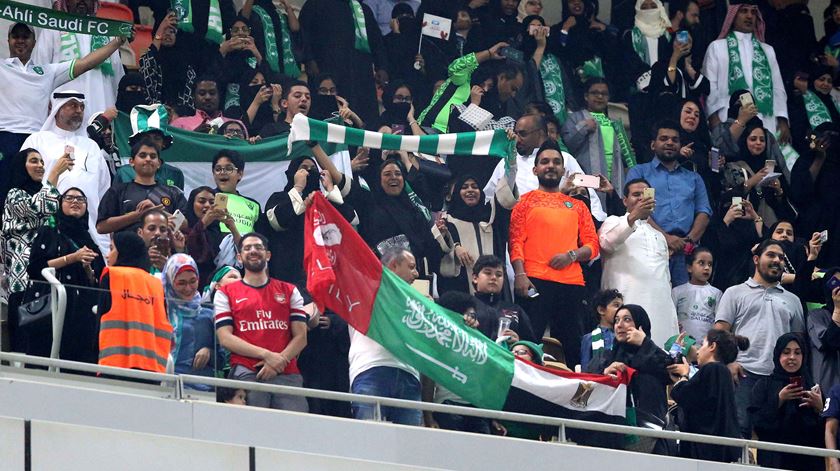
[214,232,310,412]
[212,149,263,237]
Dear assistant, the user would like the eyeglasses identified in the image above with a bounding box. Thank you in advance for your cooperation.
[586,91,610,97]
[63,195,87,203]
[242,244,266,252]
[230,26,251,34]
[224,129,245,138]
[318,87,337,95]
[213,166,239,175]
[393,94,412,103]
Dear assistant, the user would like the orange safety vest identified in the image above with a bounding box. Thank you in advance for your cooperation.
[99,266,172,373]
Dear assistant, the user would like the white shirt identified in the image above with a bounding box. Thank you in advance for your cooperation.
[483,148,607,221]
[0,58,73,134]
[32,29,123,123]
[702,31,788,134]
[598,214,678,346]
[348,326,419,386]
[22,127,111,254]
[671,282,722,342]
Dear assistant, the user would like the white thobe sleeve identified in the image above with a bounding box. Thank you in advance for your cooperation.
[764,45,789,120]
[483,158,506,203]
[703,40,728,122]
[598,214,635,254]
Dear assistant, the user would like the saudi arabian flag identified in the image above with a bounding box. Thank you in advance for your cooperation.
[304,193,632,418]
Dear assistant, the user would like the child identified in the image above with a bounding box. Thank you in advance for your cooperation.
[216,387,247,405]
[672,247,722,341]
[579,289,622,369]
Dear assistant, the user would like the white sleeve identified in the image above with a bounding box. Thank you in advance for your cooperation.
[702,41,727,120]
[598,215,633,253]
[213,289,233,326]
[483,159,506,203]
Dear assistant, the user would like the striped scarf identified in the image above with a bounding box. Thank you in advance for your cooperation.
[60,32,113,76]
[349,0,370,54]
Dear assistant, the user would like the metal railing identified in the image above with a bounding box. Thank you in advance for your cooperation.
[1,351,837,466]
[40,268,67,371]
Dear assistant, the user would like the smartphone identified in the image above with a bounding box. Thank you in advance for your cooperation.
[412,279,430,296]
[710,147,721,173]
[64,144,75,160]
[391,124,406,135]
[172,209,186,231]
[731,196,743,209]
[676,30,689,44]
[764,159,776,172]
[214,193,229,210]
[820,230,829,244]
[739,93,754,107]
[527,287,539,298]
[643,187,655,200]
[572,174,600,188]
[789,376,803,388]
[826,275,840,292]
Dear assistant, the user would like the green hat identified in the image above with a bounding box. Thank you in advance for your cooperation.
[510,340,544,365]
[664,334,697,356]
[129,104,174,149]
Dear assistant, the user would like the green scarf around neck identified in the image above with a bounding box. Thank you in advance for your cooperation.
[803,90,838,130]
[171,0,223,44]
[726,32,773,116]
[539,53,567,126]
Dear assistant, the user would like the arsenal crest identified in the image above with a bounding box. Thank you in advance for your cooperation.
[275,293,286,303]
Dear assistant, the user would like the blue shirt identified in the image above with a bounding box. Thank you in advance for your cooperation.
[625,157,712,235]
[580,326,615,369]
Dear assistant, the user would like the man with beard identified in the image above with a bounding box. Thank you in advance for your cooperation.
[715,239,805,438]
[509,140,600,369]
[32,0,125,125]
[170,75,245,132]
[626,120,711,285]
[669,0,701,33]
[214,232,309,412]
[22,91,112,254]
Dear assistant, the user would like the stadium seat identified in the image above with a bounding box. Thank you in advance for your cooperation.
[128,25,153,68]
[96,2,134,23]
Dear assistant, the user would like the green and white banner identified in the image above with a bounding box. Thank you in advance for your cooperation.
[0,0,133,36]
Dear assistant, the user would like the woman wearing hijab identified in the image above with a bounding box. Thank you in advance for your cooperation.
[183,186,225,289]
[27,188,104,362]
[749,333,824,470]
[668,329,748,462]
[219,17,264,82]
[115,72,148,114]
[704,193,763,292]
[518,15,571,128]
[438,173,517,295]
[348,157,449,278]
[240,0,301,79]
[622,0,671,91]
[585,304,671,450]
[671,98,714,178]
[789,66,840,155]
[224,66,277,137]
[1,149,70,353]
[265,156,353,285]
[806,269,840,391]
[162,254,217,388]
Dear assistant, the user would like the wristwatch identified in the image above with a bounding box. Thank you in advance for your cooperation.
[567,250,578,262]
[667,66,677,73]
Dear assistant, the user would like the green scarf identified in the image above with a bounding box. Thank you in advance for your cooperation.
[349,0,371,54]
[539,53,567,125]
[630,28,668,66]
[727,32,773,116]
[803,90,838,130]
[404,180,432,222]
[591,112,636,175]
[252,5,280,73]
[61,32,113,76]
[278,9,301,77]
[171,0,223,44]
[590,327,605,353]
[0,0,133,36]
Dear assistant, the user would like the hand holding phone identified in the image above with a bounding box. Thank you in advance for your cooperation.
[214,193,229,210]
[572,174,600,188]
[172,209,186,231]
[64,145,75,160]
[643,187,656,200]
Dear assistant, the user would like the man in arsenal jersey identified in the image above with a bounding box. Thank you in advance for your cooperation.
[214,232,309,411]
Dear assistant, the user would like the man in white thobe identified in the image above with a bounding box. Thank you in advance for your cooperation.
[598,177,678,346]
[31,0,124,124]
[702,2,788,138]
[22,91,111,255]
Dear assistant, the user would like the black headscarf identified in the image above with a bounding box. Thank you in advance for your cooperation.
[736,117,768,171]
[616,303,652,338]
[808,66,840,124]
[562,0,597,20]
[447,174,491,223]
[378,81,414,129]
[673,98,712,151]
[519,15,546,61]
[113,231,151,271]
[9,148,43,196]
[186,186,215,227]
[365,158,432,255]
[56,187,97,249]
[115,72,147,114]
[771,333,813,386]
[283,156,320,196]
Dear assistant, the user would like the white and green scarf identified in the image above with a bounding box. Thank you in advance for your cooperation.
[540,53,567,126]
[252,4,300,77]
[349,0,370,54]
[803,90,839,130]
[630,27,668,66]
[171,0,223,44]
[60,32,114,76]
[727,32,773,116]
[590,112,636,173]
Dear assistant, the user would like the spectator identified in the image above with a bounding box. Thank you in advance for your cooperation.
[703,2,789,139]
[626,120,712,286]
[367,0,421,36]
[201,265,242,305]
[383,4,429,101]
[585,304,671,451]
[114,72,148,114]
[454,7,482,58]
[789,66,840,154]
[218,17,263,80]
[580,289,623,368]
[135,209,182,273]
[86,109,122,179]
[807,269,840,390]
[649,9,709,104]
[258,80,310,138]
[1,149,69,353]
[96,137,188,235]
[471,254,537,343]
[217,387,247,405]
[170,75,245,132]
[140,12,203,111]
[299,0,388,125]
[749,333,823,471]
[219,121,249,140]
[703,195,763,291]
[227,67,282,137]
[183,186,237,289]
[214,232,309,412]
[667,329,747,462]
[518,0,543,21]
[671,99,713,190]
[671,247,722,341]
[115,104,185,190]
[761,0,817,92]
[349,247,421,425]
[767,219,808,287]
[517,16,572,131]
[621,0,671,93]
[599,178,678,346]
[438,173,517,296]
[212,150,261,237]
[715,239,806,438]
[162,253,216,389]
[97,231,172,373]
[509,140,600,368]
[297,304,351,418]
[27,187,104,362]
[32,0,125,124]
[562,78,636,207]
[0,22,124,211]
[23,91,112,254]
[239,0,299,77]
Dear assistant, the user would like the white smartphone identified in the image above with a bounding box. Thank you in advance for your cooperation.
[172,209,186,230]
[764,159,775,172]
[572,174,600,189]
[820,230,829,244]
[643,187,656,199]
[732,196,743,209]
[64,144,75,160]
